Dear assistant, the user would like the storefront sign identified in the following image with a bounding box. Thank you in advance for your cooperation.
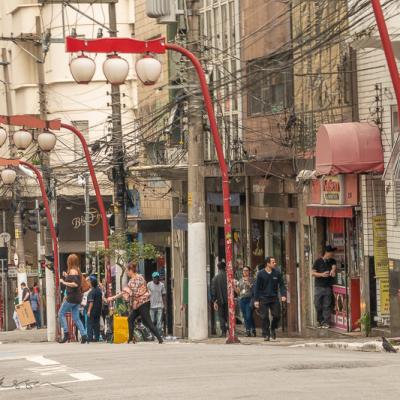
[58,197,111,242]
[373,216,389,279]
[380,278,390,315]
[322,176,344,205]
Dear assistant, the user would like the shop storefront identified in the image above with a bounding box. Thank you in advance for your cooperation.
[307,174,361,331]
[308,123,384,332]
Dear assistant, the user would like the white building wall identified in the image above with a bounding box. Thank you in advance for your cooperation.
[0,1,137,197]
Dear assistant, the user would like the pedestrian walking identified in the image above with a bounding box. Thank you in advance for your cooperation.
[30,286,41,329]
[254,257,287,341]
[87,275,103,342]
[107,262,163,344]
[58,254,88,344]
[13,288,21,330]
[235,266,256,337]
[147,271,166,337]
[21,282,30,303]
[211,261,229,337]
[312,245,337,329]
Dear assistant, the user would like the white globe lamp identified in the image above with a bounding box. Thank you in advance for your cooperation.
[38,130,57,152]
[0,127,7,147]
[1,168,17,185]
[135,56,162,86]
[13,129,33,150]
[102,54,129,85]
[69,54,96,84]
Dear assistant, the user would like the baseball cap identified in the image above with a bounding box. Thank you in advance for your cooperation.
[325,245,337,252]
[152,271,160,279]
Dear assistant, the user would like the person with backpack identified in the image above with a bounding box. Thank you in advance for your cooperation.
[87,275,103,342]
[58,254,88,344]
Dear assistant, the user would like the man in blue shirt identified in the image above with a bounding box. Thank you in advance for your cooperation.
[254,257,287,341]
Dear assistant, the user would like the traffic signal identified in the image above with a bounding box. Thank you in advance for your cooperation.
[26,209,39,232]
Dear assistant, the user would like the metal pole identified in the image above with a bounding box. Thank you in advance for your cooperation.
[18,161,60,319]
[60,123,110,295]
[35,199,44,328]
[184,0,208,341]
[84,173,90,273]
[2,210,8,331]
[371,0,400,126]
[165,42,239,343]
[108,1,126,243]
[1,259,4,331]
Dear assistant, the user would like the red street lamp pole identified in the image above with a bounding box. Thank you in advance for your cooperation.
[0,157,60,314]
[65,36,239,343]
[60,123,111,296]
[0,115,111,296]
[371,0,400,127]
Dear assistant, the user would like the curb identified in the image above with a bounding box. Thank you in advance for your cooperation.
[290,340,400,353]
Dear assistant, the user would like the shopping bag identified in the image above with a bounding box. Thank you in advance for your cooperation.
[113,315,129,344]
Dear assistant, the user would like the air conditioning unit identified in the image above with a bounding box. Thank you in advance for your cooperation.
[145,0,180,24]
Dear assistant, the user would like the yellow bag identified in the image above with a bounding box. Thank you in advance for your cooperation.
[113,316,129,344]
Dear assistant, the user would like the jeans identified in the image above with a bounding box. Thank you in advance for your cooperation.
[59,301,87,337]
[239,297,255,332]
[259,300,281,337]
[13,311,21,329]
[150,307,164,337]
[87,315,101,342]
[33,310,41,329]
[128,301,163,343]
[314,286,332,325]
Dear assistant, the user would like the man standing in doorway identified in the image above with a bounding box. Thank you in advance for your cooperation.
[147,272,166,338]
[312,245,337,329]
[254,257,287,341]
[211,261,229,337]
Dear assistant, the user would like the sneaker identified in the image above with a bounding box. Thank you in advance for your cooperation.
[321,323,330,329]
[252,330,257,337]
[264,336,270,342]
[271,330,276,340]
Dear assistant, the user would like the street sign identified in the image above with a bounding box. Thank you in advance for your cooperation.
[0,232,11,243]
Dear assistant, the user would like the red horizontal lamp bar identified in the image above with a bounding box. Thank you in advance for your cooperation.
[0,115,61,130]
[65,36,167,54]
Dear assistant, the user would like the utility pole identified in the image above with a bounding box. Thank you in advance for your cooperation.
[108,1,126,293]
[186,0,208,340]
[84,173,90,273]
[34,16,57,341]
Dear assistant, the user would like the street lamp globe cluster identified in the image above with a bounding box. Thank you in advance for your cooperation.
[1,168,16,185]
[0,124,57,186]
[69,51,162,86]
[0,125,57,153]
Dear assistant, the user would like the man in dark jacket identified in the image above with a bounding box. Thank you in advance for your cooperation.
[254,257,287,341]
[211,261,228,337]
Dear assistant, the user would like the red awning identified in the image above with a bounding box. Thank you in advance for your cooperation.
[306,205,353,218]
[316,123,384,175]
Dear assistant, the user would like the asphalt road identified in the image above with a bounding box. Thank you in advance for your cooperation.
[0,340,400,400]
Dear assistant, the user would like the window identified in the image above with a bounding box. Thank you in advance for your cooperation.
[247,53,293,116]
[71,120,89,161]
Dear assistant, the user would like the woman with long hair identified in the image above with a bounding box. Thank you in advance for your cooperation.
[108,262,163,344]
[58,254,88,343]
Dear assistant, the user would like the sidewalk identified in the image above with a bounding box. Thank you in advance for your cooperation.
[0,328,47,344]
